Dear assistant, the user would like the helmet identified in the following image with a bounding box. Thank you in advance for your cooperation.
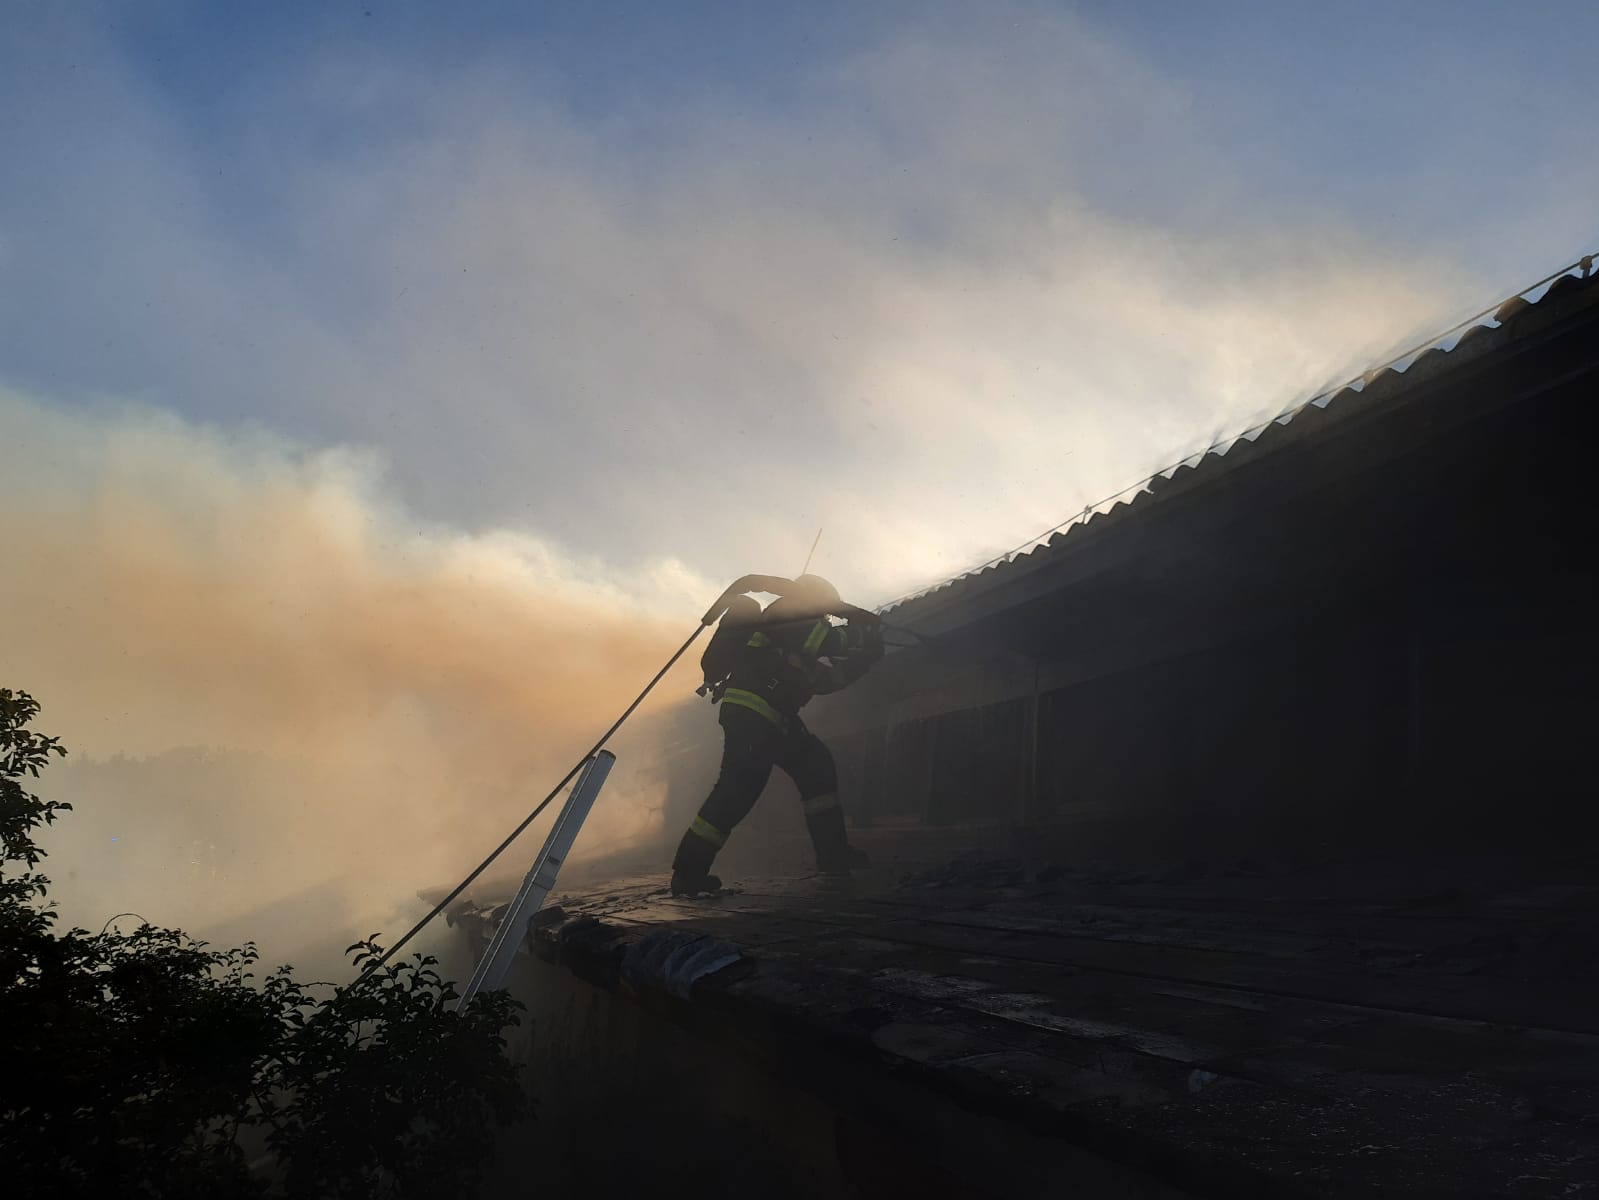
[765,574,841,623]
[790,574,840,606]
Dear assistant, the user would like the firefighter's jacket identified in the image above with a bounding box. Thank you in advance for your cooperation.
[717,615,881,728]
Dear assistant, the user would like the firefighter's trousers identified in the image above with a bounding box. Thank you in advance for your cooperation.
[672,702,849,880]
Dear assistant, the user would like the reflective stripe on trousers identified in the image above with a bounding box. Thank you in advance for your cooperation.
[720,687,787,728]
[689,816,727,848]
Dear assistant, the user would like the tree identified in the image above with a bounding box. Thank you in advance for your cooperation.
[0,688,528,1197]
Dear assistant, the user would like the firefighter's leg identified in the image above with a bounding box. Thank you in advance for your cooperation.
[671,707,776,892]
[775,725,858,873]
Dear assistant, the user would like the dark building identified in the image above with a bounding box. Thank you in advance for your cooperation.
[812,263,1599,861]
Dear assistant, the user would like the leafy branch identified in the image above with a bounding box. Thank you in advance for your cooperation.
[0,689,528,1198]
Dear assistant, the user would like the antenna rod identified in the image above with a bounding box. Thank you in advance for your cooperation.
[800,526,823,575]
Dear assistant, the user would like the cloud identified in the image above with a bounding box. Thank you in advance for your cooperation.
[1,4,1499,602]
[262,44,1480,597]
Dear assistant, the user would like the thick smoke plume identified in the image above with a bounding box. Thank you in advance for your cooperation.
[1,391,718,972]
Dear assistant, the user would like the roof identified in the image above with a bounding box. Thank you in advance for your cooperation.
[456,832,1599,1199]
[880,255,1599,623]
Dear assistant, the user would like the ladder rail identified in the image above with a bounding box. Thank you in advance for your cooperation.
[458,750,617,1004]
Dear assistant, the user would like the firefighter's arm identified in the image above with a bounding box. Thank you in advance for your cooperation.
[829,601,881,625]
[811,621,883,692]
[734,574,796,596]
[701,575,795,625]
[831,619,884,660]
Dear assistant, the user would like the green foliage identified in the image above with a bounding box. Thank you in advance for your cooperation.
[0,690,528,1198]
[0,686,70,920]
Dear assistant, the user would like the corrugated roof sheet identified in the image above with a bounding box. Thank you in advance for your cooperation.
[881,255,1599,620]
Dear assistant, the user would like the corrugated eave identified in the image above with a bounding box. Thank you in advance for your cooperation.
[882,264,1599,623]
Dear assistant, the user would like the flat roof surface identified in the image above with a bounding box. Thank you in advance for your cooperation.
[464,829,1599,1197]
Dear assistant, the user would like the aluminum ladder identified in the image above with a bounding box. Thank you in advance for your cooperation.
[458,749,616,1004]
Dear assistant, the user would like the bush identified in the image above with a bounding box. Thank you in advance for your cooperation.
[0,688,527,1198]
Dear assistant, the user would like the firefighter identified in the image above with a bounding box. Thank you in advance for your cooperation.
[671,574,884,896]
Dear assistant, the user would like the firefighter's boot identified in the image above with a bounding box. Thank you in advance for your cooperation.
[671,819,725,896]
[805,793,867,875]
[817,844,871,877]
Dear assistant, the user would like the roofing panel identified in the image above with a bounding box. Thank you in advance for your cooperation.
[882,258,1598,620]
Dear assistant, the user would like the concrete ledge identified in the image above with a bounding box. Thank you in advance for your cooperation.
[465,849,1599,1198]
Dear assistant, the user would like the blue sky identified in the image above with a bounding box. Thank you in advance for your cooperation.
[69,1,1599,256]
[4,0,1597,597]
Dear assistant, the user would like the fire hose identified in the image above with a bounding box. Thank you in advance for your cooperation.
[358,617,712,980]
[360,583,931,981]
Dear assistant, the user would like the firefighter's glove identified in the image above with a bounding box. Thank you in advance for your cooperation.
[841,622,884,664]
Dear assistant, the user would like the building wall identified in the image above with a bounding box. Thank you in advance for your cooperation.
[475,932,1198,1200]
[809,292,1599,859]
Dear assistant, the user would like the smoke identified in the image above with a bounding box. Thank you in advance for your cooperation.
[0,389,719,972]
